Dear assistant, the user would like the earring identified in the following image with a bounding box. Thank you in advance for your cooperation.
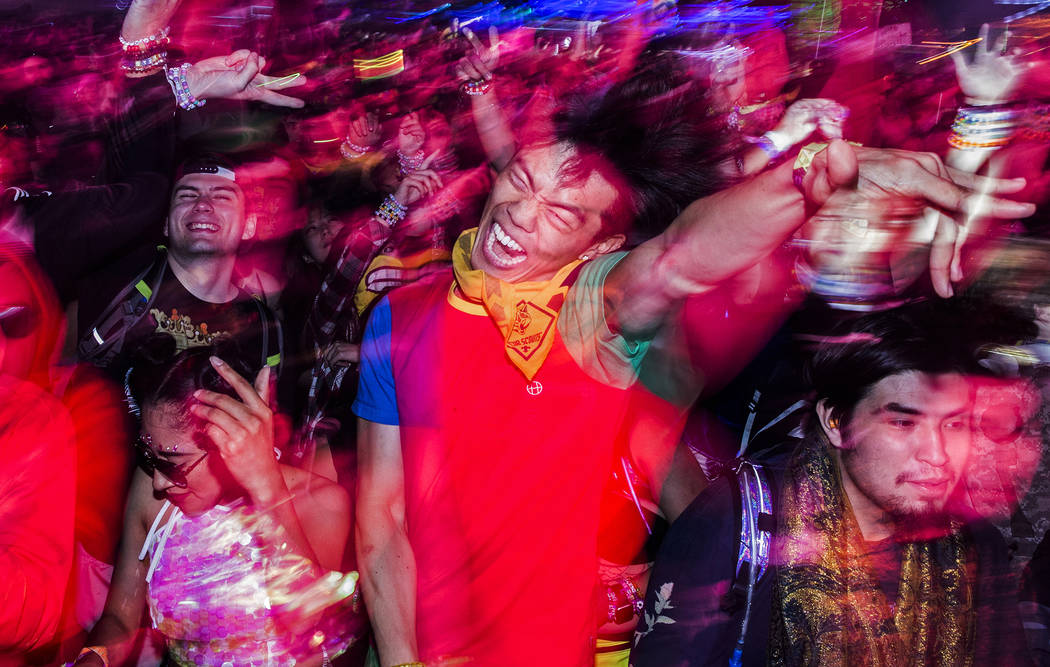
[828,417,839,429]
[580,254,590,261]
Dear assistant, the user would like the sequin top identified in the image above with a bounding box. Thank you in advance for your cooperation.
[140,500,357,666]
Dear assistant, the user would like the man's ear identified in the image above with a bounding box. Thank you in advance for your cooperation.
[816,399,845,449]
[241,213,257,241]
[580,233,625,260]
[163,216,170,238]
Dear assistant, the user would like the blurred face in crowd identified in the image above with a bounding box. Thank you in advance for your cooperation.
[20,56,53,87]
[141,402,228,517]
[303,208,344,264]
[241,157,302,243]
[471,142,623,283]
[285,110,346,161]
[820,371,973,539]
[165,173,253,258]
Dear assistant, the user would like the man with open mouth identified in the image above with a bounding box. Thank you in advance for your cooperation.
[353,55,1035,667]
[75,155,283,383]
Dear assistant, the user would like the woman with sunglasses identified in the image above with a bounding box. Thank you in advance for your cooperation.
[76,339,358,666]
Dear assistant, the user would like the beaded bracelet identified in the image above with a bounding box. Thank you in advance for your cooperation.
[397,149,425,175]
[461,79,492,96]
[752,130,792,160]
[949,105,1018,151]
[343,139,372,155]
[956,105,1020,124]
[121,51,167,75]
[374,193,407,228]
[165,63,206,111]
[948,134,1011,150]
[120,26,170,48]
[340,140,370,160]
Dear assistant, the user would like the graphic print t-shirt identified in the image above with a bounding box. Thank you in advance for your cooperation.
[116,272,280,378]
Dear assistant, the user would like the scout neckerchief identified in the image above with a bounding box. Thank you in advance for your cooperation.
[451,227,583,381]
[768,436,975,667]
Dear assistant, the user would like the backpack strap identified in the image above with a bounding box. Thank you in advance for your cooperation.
[720,459,774,667]
[249,293,283,372]
[78,247,169,367]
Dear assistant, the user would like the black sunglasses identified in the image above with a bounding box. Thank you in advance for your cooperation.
[0,305,35,339]
[134,434,209,489]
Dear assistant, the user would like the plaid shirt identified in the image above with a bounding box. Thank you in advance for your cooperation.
[298,214,392,456]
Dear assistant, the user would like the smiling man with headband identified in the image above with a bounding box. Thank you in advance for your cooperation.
[77,154,282,382]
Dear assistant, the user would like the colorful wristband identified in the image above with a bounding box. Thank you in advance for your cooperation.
[461,79,492,96]
[165,63,206,111]
[374,193,407,228]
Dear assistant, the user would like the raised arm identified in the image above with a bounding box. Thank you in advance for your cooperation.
[605,140,1036,339]
[356,419,419,666]
[457,27,516,172]
[948,24,1027,174]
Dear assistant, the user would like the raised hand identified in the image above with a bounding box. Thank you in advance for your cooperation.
[190,358,283,503]
[185,50,307,108]
[397,112,426,156]
[347,111,382,150]
[801,140,1034,297]
[456,26,501,82]
[774,98,850,144]
[394,151,444,206]
[951,24,1027,105]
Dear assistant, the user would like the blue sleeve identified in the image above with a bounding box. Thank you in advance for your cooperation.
[352,297,399,425]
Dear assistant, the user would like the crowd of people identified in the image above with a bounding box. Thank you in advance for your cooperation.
[2,0,1050,665]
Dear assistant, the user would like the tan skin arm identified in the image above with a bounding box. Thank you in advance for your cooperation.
[284,465,351,572]
[457,27,517,172]
[77,469,156,666]
[356,419,419,666]
[605,140,1036,341]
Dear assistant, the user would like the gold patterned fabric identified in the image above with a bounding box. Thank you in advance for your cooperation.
[768,438,976,666]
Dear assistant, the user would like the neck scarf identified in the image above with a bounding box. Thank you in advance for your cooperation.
[451,228,583,381]
[768,437,975,667]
